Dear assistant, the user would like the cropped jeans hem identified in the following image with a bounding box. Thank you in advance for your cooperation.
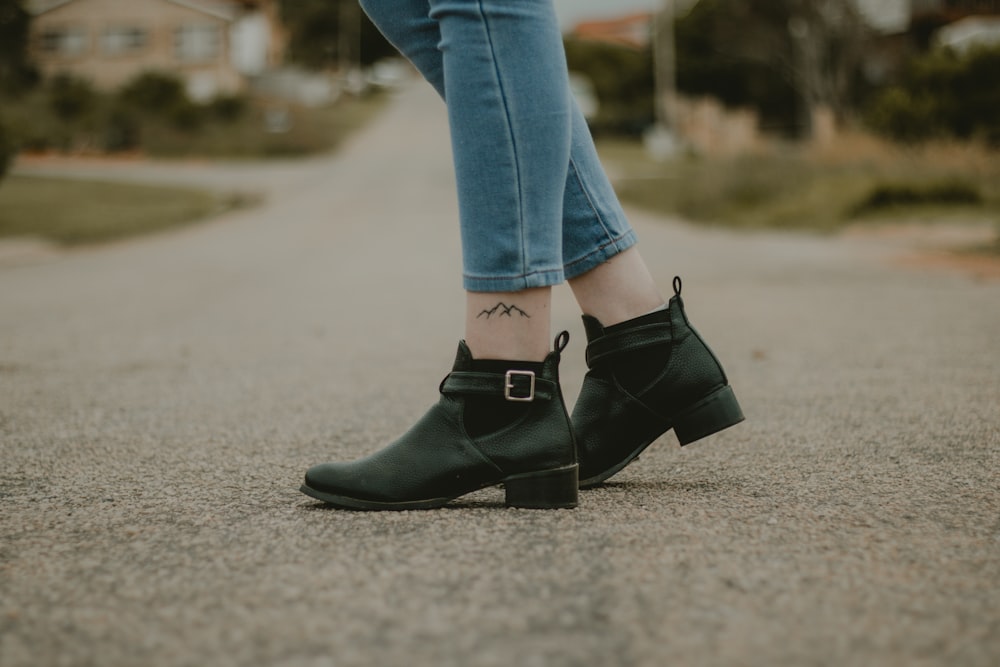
[563,229,639,281]
[463,267,566,293]
[359,0,640,293]
[462,227,637,291]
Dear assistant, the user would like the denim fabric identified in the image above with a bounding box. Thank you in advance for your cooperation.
[359,0,637,291]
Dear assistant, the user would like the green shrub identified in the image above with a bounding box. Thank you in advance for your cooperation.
[166,100,204,131]
[865,87,939,142]
[118,71,189,115]
[851,181,982,215]
[102,107,141,152]
[2,82,95,152]
[116,71,212,132]
[209,94,248,122]
[867,45,1000,144]
[48,73,97,122]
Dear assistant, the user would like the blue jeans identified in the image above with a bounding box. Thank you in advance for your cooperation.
[359,0,637,291]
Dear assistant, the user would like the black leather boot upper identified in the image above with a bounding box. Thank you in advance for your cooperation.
[301,333,578,510]
[572,278,744,487]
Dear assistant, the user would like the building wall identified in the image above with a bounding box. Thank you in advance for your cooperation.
[30,0,245,97]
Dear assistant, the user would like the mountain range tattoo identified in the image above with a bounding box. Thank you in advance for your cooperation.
[477,303,531,319]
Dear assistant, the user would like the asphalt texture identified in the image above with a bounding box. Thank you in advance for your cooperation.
[2,84,998,667]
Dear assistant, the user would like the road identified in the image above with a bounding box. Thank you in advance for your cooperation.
[1,83,998,667]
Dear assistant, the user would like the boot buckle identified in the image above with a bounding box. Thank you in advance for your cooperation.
[504,370,536,402]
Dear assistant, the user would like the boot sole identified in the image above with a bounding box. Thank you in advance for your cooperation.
[579,385,744,489]
[300,464,579,511]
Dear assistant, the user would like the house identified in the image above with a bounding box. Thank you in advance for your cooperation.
[911,0,1000,48]
[27,0,286,100]
[911,0,1000,22]
[837,0,1000,86]
[936,15,1000,49]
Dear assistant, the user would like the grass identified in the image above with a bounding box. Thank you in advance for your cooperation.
[599,135,1000,243]
[136,93,389,159]
[2,89,389,159]
[0,91,390,246]
[0,175,237,245]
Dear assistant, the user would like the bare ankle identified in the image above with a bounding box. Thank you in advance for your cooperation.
[465,287,552,361]
[569,247,664,326]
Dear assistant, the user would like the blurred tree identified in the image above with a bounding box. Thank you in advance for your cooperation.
[563,38,654,135]
[118,71,189,115]
[49,73,97,122]
[0,0,36,93]
[866,45,1000,145]
[675,0,870,137]
[780,0,870,127]
[0,117,11,186]
[116,71,204,132]
[279,0,396,69]
[0,0,22,184]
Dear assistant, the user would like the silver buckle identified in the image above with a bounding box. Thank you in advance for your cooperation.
[504,370,536,402]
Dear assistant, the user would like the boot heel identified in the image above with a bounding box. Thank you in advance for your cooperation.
[504,465,578,509]
[674,385,745,446]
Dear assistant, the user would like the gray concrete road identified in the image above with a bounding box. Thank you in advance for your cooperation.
[2,84,998,667]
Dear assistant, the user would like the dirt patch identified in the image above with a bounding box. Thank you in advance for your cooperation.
[842,219,1000,282]
[0,237,63,268]
[893,249,1000,281]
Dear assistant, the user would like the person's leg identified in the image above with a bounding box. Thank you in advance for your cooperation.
[429,0,570,363]
[466,288,551,361]
[358,0,741,492]
[361,0,648,331]
[302,0,578,509]
[567,247,664,325]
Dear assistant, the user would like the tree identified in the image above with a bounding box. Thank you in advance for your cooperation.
[675,0,870,137]
[0,0,30,187]
[0,118,11,186]
[563,38,654,135]
[866,45,1000,144]
[780,0,870,127]
[279,0,395,69]
[0,0,35,93]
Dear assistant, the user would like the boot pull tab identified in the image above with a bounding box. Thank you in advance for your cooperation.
[673,276,683,297]
[553,330,570,355]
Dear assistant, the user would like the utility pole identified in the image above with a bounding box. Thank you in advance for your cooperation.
[647,0,678,159]
[339,0,363,93]
[653,0,676,131]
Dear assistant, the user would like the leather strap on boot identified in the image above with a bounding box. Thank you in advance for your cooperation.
[439,330,569,401]
[584,276,684,369]
[440,371,557,402]
[585,322,672,368]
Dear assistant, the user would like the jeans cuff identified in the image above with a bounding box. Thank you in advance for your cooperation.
[563,230,639,281]
[462,267,566,292]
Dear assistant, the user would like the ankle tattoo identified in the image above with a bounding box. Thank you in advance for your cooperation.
[477,303,530,319]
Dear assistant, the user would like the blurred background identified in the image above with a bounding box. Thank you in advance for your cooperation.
[0,0,997,252]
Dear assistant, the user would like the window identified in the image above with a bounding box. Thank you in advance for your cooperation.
[174,24,221,63]
[102,26,148,56]
[39,26,88,57]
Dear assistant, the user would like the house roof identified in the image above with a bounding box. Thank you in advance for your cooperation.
[571,12,652,49]
[27,0,242,21]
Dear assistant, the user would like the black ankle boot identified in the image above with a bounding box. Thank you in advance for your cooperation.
[301,332,578,510]
[573,277,744,488]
